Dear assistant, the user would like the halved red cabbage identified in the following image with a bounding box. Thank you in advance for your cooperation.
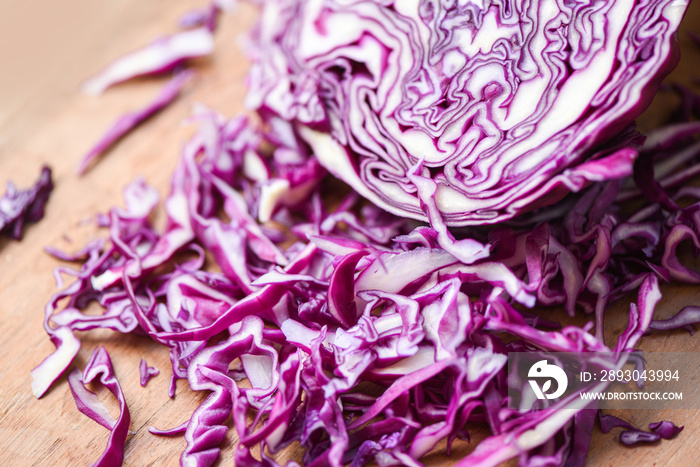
[247,0,688,226]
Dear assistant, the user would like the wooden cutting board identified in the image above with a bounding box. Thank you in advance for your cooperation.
[1,1,699,465]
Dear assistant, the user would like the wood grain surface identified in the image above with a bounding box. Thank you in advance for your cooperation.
[1,1,699,466]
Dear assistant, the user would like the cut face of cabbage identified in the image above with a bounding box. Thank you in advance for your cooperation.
[248,0,688,225]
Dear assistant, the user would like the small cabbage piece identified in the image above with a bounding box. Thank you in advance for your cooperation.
[179,0,235,32]
[650,306,700,334]
[139,359,160,387]
[649,421,684,439]
[0,166,53,240]
[78,71,193,175]
[68,347,131,466]
[248,0,688,225]
[598,413,683,446]
[82,27,214,96]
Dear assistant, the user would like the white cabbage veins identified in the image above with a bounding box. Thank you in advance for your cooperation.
[248,0,686,225]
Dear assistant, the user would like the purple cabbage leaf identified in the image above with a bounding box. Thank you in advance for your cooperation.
[0,166,53,240]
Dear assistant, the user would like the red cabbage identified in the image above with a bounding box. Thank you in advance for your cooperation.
[139,359,160,387]
[68,347,130,466]
[649,420,685,439]
[29,1,700,467]
[0,166,53,240]
[178,0,234,32]
[82,27,214,96]
[650,305,700,334]
[78,71,193,175]
[33,99,700,465]
[599,413,684,446]
[247,0,688,226]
